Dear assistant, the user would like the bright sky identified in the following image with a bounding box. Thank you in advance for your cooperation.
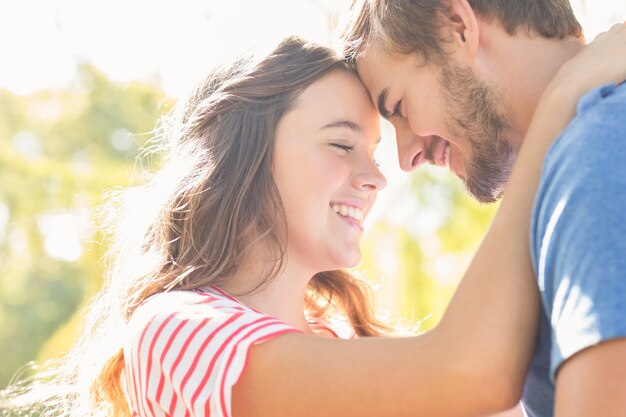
[0,0,349,96]
[0,0,624,97]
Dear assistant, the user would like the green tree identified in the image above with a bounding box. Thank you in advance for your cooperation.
[360,168,497,331]
[0,64,170,386]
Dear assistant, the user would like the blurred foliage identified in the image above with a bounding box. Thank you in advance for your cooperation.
[360,169,496,330]
[0,64,171,387]
[0,62,496,390]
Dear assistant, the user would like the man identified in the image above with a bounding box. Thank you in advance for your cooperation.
[344,1,626,416]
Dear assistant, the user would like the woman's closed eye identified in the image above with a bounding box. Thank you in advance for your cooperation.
[330,143,356,152]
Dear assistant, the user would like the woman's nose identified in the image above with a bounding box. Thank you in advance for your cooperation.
[354,158,387,191]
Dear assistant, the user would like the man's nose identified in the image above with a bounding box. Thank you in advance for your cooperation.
[394,117,429,172]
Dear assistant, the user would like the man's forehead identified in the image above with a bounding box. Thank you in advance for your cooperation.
[355,40,388,65]
[355,41,410,81]
[354,43,394,101]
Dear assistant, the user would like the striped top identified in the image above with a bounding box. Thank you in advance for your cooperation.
[123,287,302,417]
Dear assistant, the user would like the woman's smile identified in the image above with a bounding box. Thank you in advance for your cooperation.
[330,202,366,231]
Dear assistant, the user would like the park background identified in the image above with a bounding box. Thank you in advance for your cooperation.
[0,0,625,388]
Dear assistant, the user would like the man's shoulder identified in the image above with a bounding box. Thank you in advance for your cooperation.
[530,83,626,276]
[557,82,626,150]
[529,83,626,383]
[539,83,626,183]
[573,81,626,119]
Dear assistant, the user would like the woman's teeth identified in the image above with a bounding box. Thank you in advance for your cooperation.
[444,143,450,167]
[331,204,364,222]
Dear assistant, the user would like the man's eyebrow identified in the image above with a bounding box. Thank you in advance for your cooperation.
[319,119,361,133]
[377,88,391,119]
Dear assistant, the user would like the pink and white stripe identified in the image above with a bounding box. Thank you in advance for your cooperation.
[124,289,299,417]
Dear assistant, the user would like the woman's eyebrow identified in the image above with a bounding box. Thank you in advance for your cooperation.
[319,119,361,133]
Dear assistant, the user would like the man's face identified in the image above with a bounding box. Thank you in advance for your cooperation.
[356,43,519,203]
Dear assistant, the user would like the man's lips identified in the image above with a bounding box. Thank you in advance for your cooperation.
[426,136,449,167]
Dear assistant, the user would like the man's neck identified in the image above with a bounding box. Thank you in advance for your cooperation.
[477,23,585,145]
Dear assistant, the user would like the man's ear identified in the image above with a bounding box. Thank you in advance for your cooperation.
[439,0,480,60]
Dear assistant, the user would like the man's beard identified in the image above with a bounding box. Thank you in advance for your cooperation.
[439,63,518,203]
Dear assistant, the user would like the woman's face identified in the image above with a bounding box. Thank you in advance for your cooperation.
[273,69,386,273]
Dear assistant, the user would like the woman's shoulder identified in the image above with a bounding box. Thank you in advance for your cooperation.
[124,287,301,417]
[139,287,246,312]
[126,287,285,341]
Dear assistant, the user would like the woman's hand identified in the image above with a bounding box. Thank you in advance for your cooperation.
[542,22,626,109]
[523,22,626,154]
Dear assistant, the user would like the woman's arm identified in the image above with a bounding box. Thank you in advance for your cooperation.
[232,24,626,417]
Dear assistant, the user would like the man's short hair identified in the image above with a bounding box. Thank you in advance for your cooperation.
[343,0,583,64]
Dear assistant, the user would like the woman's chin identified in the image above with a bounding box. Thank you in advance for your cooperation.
[334,249,362,269]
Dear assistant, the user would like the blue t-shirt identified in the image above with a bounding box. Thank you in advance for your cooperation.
[523,82,626,417]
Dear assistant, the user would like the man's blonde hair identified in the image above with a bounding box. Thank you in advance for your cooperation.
[344,0,583,64]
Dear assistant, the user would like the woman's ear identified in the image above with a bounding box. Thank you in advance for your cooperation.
[439,0,480,60]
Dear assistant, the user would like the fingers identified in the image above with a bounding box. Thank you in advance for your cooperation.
[595,22,626,40]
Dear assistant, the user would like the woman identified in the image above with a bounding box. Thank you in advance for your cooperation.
[2,30,625,417]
